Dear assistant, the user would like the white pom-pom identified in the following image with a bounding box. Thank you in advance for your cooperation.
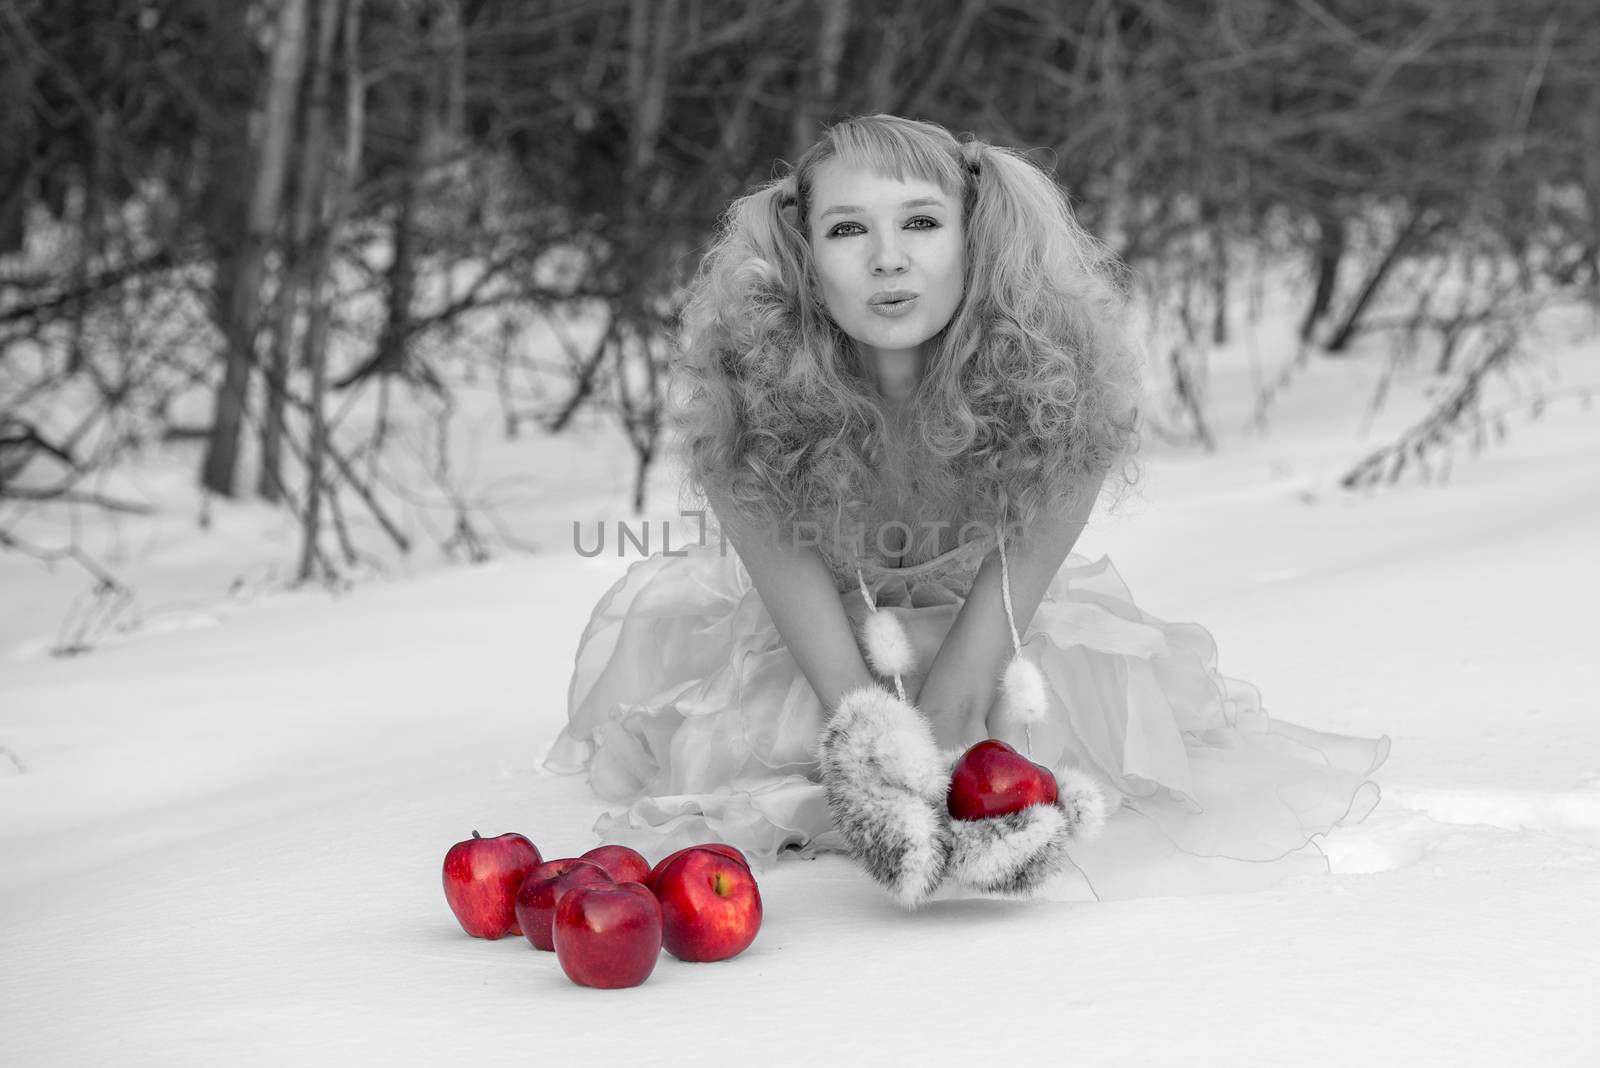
[998,654,1048,724]
[860,610,916,679]
[1055,765,1108,841]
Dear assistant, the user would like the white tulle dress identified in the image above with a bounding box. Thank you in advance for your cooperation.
[543,529,1389,900]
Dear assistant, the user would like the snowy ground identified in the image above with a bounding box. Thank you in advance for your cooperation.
[3,309,1599,1065]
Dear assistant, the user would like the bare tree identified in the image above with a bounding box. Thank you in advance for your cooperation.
[201,0,309,497]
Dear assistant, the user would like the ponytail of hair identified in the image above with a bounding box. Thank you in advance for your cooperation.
[919,139,1141,539]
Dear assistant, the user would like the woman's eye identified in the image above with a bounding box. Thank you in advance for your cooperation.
[825,217,939,237]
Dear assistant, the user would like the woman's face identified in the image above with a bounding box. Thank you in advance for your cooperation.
[806,159,965,375]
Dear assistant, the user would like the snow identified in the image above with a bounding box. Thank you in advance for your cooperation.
[3,305,1600,1065]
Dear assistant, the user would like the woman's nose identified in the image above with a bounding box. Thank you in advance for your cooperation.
[869,234,909,275]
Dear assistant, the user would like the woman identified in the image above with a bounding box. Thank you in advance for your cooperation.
[545,114,1388,906]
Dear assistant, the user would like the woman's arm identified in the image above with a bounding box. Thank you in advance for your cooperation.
[711,498,879,715]
[914,470,1107,750]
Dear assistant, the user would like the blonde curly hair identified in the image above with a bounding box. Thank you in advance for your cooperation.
[673,114,1141,556]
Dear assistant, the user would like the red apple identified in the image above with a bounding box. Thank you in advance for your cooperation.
[553,882,663,989]
[442,831,542,939]
[652,847,762,963]
[947,739,1059,821]
[645,842,749,893]
[514,858,613,951]
[580,844,652,885]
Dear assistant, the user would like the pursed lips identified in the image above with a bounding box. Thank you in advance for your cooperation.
[868,291,918,306]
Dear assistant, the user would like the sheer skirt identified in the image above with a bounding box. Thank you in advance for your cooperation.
[543,543,1389,899]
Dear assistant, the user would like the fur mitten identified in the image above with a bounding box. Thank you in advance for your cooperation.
[818,685,953,908]
[945,762,1107,895]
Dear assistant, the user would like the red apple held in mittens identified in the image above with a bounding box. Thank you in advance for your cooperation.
[515,858,614,951]
[581,845,652,886]
[652,847,762,962]
[645,842,749,893]
[947,740,1059,821]
[554,882,664,989]
[442,831,542,939]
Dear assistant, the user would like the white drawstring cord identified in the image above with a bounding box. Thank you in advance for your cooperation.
[853,519,1046,752]
[856,566,909,701]
[995,520,1023,655]
[994,519,1047,753]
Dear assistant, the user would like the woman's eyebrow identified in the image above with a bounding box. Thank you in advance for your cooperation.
[819,196,949,219]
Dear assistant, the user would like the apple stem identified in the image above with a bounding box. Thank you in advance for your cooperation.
[1024,725,1033,755]
[471,830,481,839]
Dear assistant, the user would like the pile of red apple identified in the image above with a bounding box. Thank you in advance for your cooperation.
[442,831,761,989]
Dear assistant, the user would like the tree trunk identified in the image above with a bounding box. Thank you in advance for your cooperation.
[374,124,420,379]
[1300,209,1346,343]
[300,0,365,582]
[261,0,341,501]
[864,5,908,113]
[791,0,848,158]
[0,43,36,254]
[202,0,309,497]
[257,257,295,502]
[65,115,107,377]
[1580,85,1600,287]
[333,32,434,390]
[1324,207,1428,354]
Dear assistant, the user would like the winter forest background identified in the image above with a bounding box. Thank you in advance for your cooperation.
[3,3,1600,1064]
[4,0,1597,616]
